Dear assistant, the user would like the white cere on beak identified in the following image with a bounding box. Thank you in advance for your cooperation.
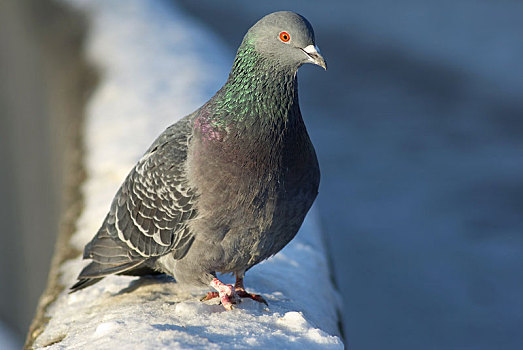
[303,45,321,61]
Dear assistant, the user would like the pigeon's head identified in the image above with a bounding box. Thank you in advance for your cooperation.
[245,11,326,71]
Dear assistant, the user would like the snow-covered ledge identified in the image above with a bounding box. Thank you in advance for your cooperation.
[29,1,343,348]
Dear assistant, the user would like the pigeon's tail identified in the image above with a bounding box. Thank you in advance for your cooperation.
[70,224,154,293]
[70,277,104,292]
[70,260,146,293]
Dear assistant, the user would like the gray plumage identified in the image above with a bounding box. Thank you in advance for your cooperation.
[72,11,325,305]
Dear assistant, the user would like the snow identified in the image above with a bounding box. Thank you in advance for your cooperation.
[32,0,342,348]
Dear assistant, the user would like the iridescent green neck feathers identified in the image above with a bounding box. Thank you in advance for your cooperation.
[204,38,299,127]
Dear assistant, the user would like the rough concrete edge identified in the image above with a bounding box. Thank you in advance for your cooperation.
[24,1,97,348]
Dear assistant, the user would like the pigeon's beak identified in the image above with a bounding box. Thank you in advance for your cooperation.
[301,44,327,70]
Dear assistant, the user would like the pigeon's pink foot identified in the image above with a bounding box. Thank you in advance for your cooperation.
[210,278,240,311]
[204,277,268,309]
[235,277,268,306]
[235,289,268,305]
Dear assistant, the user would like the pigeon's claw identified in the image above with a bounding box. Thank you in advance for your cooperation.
[236,290,268,306]
[200,291,219,301]
[234,276,269,306]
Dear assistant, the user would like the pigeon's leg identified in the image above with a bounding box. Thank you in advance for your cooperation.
[209,278,240,311]
[234,275,268,306]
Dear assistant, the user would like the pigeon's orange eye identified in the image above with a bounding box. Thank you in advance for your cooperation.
[279,31,291,42]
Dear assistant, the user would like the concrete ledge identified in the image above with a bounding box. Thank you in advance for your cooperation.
[28,1,343,348]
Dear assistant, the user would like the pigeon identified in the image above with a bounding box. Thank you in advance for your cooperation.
[71,11,326,310]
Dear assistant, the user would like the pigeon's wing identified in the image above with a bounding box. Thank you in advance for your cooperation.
[74,117,197,288]
[108,122,197,258]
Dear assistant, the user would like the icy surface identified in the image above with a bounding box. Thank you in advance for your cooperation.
[33,0,342,348]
